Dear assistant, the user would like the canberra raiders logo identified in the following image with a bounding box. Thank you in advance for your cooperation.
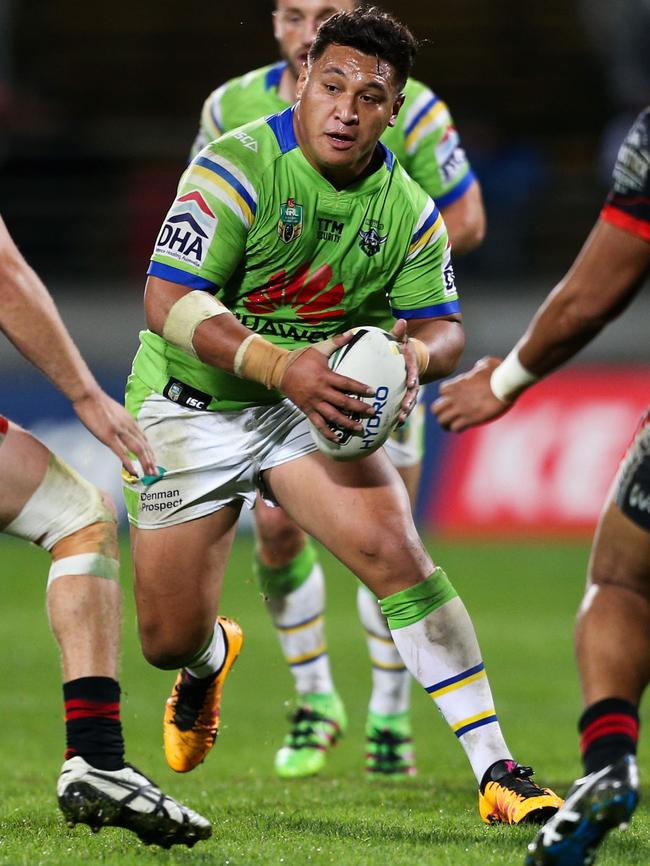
[277,198,304,244]
[358,219,388,257]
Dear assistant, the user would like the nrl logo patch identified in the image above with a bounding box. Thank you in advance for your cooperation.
[358,219,387,257]
[278,198,304,244]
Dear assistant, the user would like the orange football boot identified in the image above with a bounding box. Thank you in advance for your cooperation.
[164,616,244,773]
[479,760,564,824]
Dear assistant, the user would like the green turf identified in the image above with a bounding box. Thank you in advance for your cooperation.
[0,533,647,865]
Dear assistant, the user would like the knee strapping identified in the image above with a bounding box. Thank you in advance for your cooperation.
[4,453,114,550]
[48,521,119,586]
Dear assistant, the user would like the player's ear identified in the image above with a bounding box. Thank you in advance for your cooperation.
[387,92,405,128]
[296,67,308,100]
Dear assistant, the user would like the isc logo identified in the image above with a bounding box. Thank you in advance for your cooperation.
[233,131,258,152]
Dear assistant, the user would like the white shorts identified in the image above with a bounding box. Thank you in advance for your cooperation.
[123,393,317,529]
[384,388,426,469]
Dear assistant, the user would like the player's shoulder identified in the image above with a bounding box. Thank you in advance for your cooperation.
[194,106,296,186]
[389,150,434,211]
[396,77,453,138]
[209,61,286,102]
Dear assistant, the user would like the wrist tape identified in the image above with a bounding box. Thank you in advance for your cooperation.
[489,349,539,402]
[409,338,429,375]
[233,334,297,390]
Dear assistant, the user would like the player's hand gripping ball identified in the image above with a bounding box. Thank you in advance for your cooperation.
[309,326,407,461]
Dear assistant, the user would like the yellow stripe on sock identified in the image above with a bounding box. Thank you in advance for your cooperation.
[372,659,407,671]
[280,615,323,635]
[287,644,326,665]
[451,708,496,733]
[428,668,486,699]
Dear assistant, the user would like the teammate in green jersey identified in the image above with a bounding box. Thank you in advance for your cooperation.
[191,0,487,779]
[124,7,561,825]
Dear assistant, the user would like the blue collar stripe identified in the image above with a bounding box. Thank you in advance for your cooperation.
[266,107,298,153]
[265,61,287,90]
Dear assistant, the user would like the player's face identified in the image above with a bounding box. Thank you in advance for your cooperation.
[295,44,403,186]
[273,0,354,78]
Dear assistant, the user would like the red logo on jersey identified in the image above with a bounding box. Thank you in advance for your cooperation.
[177,190,215,218]
[244,262,345,323]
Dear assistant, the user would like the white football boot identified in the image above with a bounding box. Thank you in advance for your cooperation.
[57,755,212,848]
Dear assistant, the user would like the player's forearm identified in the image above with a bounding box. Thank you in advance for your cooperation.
[516,220,649,377]
[0,245,99,401]
[145,276,254,374]
[408,317,465,383]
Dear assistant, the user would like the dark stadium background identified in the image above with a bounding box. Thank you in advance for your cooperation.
[0,0,648,528]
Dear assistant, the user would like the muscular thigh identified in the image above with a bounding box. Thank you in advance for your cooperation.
[590,414,650,591]
[264,450,433,597]
[0,419,51,527]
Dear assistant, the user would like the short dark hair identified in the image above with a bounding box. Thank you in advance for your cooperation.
[308,5,417,92]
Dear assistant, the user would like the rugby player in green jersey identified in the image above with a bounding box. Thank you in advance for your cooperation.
[191,0,486,780]
[124,7,561,824]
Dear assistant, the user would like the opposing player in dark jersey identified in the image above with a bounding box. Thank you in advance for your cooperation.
[125,8,562,825]
[434,108,650,865]
[0,216,211,846]
[191,0,486,779]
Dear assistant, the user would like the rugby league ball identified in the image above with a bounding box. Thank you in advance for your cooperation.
[308,326,408,461]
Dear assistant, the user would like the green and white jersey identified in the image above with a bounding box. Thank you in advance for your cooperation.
[136,107,459,412]
[192,61,476,209]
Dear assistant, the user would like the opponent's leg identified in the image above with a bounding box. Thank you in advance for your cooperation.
[266,450,562,823]
[527,416,650,865]
[254,496,345,778]
[0,418,211,846]
[130,506,243,773]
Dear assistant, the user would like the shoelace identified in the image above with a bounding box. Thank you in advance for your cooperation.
[286,706,334,749]
[367,728,411,771]
[172,673,216,731]
[499,765,546,798]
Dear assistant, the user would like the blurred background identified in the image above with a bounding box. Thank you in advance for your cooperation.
[1,0,649,534]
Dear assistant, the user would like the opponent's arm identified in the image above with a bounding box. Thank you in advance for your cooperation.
[440,179,486,255]
[144,276,376,441]
[433,218,650,432]
[0,216,156,475]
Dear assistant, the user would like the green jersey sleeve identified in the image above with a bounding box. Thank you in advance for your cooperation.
[394,80,476,209]
[387,187,460,320]
[191,84,228,157]
[148,137,260,291]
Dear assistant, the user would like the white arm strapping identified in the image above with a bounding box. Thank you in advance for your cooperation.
[162,291,229,357]
[489,349,539,403]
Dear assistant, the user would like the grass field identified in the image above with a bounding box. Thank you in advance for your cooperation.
[1,532,647,866]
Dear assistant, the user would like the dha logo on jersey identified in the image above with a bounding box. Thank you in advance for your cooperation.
[358,219,387,257]
[156,190,217,267]
[277,198,304,244]
[436,127,466,185]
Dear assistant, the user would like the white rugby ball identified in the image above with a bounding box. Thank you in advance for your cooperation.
[309,326,408,461]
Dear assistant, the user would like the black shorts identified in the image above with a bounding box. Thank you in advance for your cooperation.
[614,409,650,531]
